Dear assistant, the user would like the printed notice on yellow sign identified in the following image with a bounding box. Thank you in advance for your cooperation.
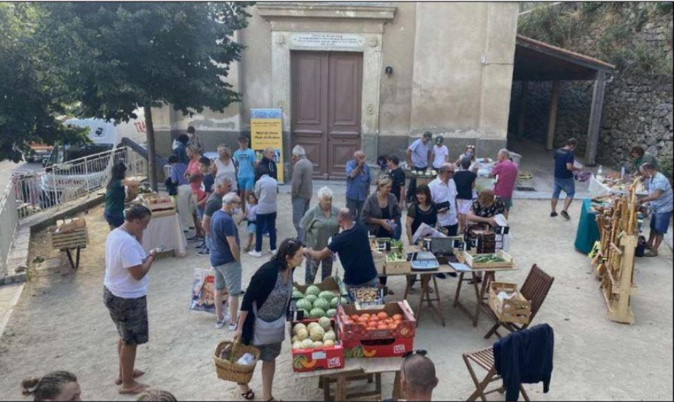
[251,109,284,183]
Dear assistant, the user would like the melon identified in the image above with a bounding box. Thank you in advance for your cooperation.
[304,294,318,304]
[313,298,330,311]
[310,308,326,318]
[323,339,335,347]
[307,322,321,332]
[296,299,312,312]
[292,341,302,350]
[306,285,321,296]
[312,341,323,349]
[326,309,336,317]
[309,326,325,342]
[319,291,335,301]
[318,316,332,331]
[330,297,339,309]
[296,328,309,341]
[323,330,336,342]
[293,323,307,335]
[300,339,313,349]
[292,290,304,299]
[291,335,298,343]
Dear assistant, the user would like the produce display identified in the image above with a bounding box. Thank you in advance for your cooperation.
[471,254,506,264]
[351,287,378,302]
[290,317,344,372]
[291,318,337,350]
[293,285,339,318]
[385,252,407,262]
[407,169,437,178]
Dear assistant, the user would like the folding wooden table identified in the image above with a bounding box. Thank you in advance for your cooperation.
[295,357,402,401]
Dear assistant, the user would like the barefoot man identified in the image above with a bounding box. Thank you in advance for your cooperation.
[103,205,157,394]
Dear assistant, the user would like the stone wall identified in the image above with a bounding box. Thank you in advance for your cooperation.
[510,5,673,171]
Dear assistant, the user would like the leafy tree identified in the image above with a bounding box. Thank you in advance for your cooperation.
[36,2,252,188]
[0,3,87,163]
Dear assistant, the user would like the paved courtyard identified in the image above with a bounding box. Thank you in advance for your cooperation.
[0,193,672,401]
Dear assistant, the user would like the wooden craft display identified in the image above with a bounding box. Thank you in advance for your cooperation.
[50,219,88,250]
[592,177,639,324]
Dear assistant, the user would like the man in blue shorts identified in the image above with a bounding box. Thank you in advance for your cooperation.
[639,162,673,257]
[233,136,257,214]
[551,138,583,220]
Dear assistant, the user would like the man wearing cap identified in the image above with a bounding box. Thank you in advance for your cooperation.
[431,136,450,170]
[405,131,433,203]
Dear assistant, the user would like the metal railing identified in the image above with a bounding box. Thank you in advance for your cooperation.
[10,146,147,219]
[0,182,19,280]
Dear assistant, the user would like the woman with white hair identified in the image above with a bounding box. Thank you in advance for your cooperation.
[300,186,340,284]
[214,144,238,194]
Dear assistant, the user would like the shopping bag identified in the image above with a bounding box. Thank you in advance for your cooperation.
[189,268,217,313]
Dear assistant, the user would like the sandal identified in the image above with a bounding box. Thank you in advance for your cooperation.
[644,250,659,257]
[241,389,255,400]
[115,369,145,385]
[118,383,149,395]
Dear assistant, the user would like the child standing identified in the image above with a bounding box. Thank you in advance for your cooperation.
[243,193,258,252]
[196,156,214,253]
[164,155,181,203]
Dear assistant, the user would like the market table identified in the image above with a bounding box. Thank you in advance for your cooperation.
[451,253,518,327]
[295,357,402,401]
[574,199,601,254]
[141,212,187,257]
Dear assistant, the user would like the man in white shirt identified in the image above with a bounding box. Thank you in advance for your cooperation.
[429,163,459,278]
[103,205,158,395]
[431,136,450,170]
[405,131,433,203]
[249,173,278,257]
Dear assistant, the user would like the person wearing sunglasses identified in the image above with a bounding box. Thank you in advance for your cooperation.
[399,350,438,401]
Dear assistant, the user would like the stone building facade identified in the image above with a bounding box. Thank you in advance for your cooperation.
[150,2,520,179]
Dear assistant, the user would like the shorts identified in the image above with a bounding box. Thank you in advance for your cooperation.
[237,176,255,191]
[456,199,473,215]
[213,261,243,295]
[197,206,205,220]
[502,197,513,209]
[650,211,672,235]
[247,222,257,235]
[552,177,575,199]
[103,287,149,345]
[104,211,125,228]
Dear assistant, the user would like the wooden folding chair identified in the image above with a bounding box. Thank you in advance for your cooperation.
[484,264,555,339]
[462,346,530,402]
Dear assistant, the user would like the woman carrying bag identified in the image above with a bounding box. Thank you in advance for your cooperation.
[233,238,305,401]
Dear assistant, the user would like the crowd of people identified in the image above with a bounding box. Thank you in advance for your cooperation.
[66,127,671,401]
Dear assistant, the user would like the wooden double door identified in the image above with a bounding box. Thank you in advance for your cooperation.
[291,51,363,179]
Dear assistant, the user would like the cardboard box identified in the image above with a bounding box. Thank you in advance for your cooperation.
[336,301,416,358]
[294,276,348,299]
[290,319,344,372]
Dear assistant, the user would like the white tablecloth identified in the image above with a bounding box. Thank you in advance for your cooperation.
[588,176,613,198]
[142,213,187,257]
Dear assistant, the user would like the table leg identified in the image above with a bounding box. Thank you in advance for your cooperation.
[64,249,75,270]
[416,275,430,327]
[473,271,494,327]
[375,373,382,398]
[75,246,81,269]
[432,276,445,327]
[392,370,401,401]
[335,375,347,401]
[454,272,465,307]
[403,275,411,300]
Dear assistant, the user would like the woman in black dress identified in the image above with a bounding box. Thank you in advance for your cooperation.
[405,184,438,245]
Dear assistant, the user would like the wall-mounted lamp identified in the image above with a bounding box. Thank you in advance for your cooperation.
[385,66,393,76]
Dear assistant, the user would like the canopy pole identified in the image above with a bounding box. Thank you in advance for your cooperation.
[585,71,607,166]
[517,82,528,138]
[546,80,560,150]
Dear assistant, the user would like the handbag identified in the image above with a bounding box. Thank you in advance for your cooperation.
[252,301,286,346]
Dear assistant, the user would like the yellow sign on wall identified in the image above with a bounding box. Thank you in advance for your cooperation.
[250,109,284,183]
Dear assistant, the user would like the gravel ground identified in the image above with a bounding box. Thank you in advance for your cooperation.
[0,194,672,401]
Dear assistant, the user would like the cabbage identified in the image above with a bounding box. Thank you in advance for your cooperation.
[310,307,326,318]
[306,285,321,296]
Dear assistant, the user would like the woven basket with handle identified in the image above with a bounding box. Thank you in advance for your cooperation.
[213,341,260,384]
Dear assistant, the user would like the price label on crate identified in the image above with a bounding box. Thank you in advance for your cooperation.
[312,351,326,360]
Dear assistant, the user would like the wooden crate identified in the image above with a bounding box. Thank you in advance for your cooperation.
[488,282,531,325]
[463,250,513,269]
[50,227,88,250]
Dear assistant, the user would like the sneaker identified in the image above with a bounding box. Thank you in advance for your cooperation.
[560,211,571,221]
[248,250,262,258]
[196,241,207,249]
[435,273,447,279]
[228,322,238,331]
[448,272,458,278]
[187,235,202,242]
[198,249,210,255]
[270,249,277,256]
[550,211,558,217]
[215,317,226,329]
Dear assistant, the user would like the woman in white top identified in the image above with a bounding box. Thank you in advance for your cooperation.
[214,144,238,193]
[455,144,479,173]
[431,136,450,170]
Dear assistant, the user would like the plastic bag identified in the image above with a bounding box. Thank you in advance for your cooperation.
[189,268,216,313]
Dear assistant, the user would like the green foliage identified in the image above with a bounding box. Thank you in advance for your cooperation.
[659,150,673,183]
[0,3,88,162]
[519,2,673,76]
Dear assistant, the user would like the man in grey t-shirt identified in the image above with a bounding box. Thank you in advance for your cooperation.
[201,176,233,255]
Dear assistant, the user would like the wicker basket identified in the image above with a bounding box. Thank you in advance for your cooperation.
[213,341,260,384]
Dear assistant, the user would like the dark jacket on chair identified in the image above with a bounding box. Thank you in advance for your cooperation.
[493,323,554,401]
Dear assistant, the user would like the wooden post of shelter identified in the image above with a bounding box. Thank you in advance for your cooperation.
[585,71,607,166]
[546,80,560,150]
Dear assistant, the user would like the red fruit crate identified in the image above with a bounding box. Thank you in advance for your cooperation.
[336,301,416,358]
[289,319,344,372]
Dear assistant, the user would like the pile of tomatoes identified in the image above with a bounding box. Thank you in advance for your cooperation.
[341,311,405,331]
